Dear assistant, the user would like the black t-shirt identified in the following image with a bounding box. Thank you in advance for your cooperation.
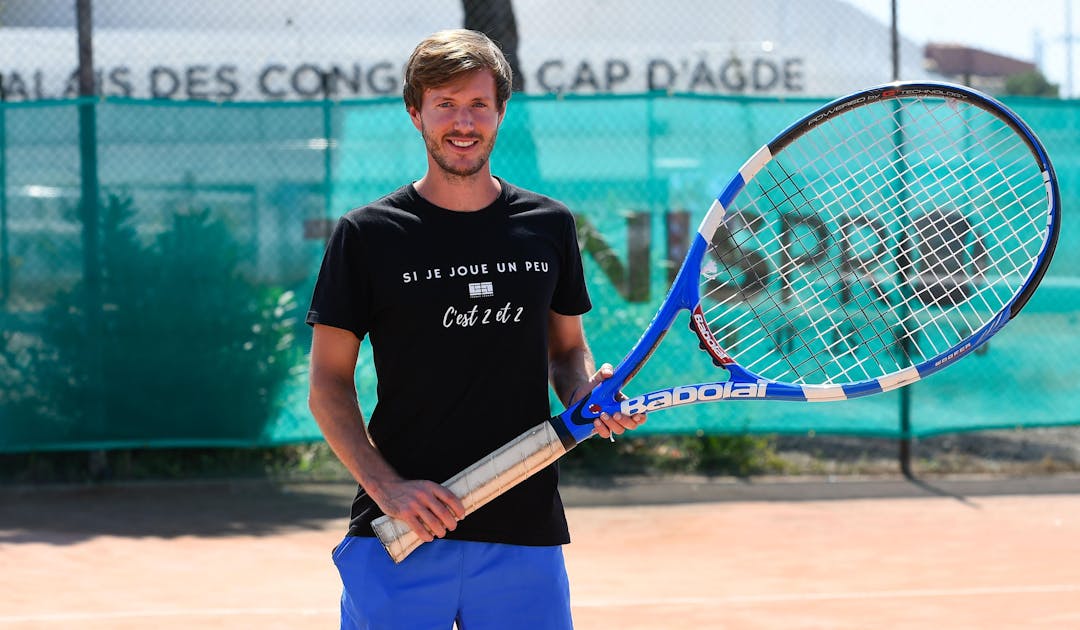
[306,179,591,546]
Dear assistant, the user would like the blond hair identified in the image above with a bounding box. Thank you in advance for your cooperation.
[403,29,513,112]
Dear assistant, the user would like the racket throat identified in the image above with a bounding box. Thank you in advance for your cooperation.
[691,304,734,366]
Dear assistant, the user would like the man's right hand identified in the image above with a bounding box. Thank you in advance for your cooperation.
[309,325,467,543]
[374,479,465,542]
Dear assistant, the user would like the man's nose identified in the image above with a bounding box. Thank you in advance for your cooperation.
[452,108,475,131]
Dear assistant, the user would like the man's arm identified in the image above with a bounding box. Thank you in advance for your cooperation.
[547,311,645,439]
[308,324,464,541]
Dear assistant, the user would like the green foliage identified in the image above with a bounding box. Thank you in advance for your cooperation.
[0,435,785,484]
[686,433,785,476]
[3,195,301,444]
[562,433,785,477]
[0,446,325,484]
[1004,71,1060,98]
[0,326,55,429]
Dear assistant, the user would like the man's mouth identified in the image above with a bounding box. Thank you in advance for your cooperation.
[448,138,479,148]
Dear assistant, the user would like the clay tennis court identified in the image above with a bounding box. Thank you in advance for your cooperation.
[2,476,1079,629]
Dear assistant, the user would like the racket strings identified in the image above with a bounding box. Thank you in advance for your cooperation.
[800,108,1035,370]
[706,203,902,383]
[708,176,853,380]
[699,95,1048,385]
[706,148,925,382]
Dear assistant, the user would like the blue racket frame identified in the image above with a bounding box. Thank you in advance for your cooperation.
[552,81,1060,448]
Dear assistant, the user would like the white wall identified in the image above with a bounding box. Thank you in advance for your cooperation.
[0,0,934,101]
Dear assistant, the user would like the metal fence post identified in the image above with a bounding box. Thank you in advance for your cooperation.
[77,0,108,475]
[890,0,915,479]
[0,72,8,306]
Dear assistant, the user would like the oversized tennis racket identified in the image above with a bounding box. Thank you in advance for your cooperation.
[373,81,1060,562]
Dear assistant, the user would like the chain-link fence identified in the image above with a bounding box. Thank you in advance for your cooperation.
[0,1,1076,451]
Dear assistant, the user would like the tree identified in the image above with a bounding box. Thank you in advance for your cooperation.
[461,0,541,188]
[2,195,301,447]
[1004,70,1060,98]
[462,0,525,91]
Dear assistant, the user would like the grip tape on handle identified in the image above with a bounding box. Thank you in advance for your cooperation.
[371,420,568,563]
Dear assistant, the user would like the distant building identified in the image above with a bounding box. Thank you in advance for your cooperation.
[0,0,932,101]
[924,43,1037,94]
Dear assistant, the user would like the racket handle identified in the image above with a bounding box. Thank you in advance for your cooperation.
[371,419,569,563]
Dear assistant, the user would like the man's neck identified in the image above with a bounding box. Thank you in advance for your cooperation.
[413,171,502,212]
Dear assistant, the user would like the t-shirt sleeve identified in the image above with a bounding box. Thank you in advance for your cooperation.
[550,210,592,316]
[305,216,372,340]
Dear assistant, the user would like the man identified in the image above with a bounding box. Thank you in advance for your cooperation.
[307,29,644,629]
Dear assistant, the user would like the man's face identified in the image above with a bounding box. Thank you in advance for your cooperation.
[409,70,503,179]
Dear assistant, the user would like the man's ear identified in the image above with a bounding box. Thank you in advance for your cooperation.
[408,105,423,132]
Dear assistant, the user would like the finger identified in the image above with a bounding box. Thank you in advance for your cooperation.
[420,487,463,531]
[592,418,612,439]
[611,412,639,430]
[602,412,645,435]
[417,510,449,539]
[429,484,466,520]
[585,363,613,390]
[598,413,630,435]
[402,513,435,543]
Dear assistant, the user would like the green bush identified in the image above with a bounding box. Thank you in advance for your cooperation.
[3,195,301,445]
[562,433,785,477]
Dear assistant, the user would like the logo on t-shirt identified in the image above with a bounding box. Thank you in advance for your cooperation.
[468,282,495,298]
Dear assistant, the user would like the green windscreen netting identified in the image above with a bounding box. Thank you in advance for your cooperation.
[0,93,1076,451]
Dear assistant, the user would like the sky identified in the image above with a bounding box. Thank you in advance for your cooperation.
[842,0,1078,97]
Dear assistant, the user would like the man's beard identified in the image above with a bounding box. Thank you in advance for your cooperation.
[423,126,498,178]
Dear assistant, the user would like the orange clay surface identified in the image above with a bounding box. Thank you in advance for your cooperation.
[2,477,1079,629]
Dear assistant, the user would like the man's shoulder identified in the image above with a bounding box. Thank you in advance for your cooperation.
[340,185,421,227]
[501,180,573,218]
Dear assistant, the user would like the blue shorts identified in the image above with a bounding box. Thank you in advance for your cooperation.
[331,536,573,630]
